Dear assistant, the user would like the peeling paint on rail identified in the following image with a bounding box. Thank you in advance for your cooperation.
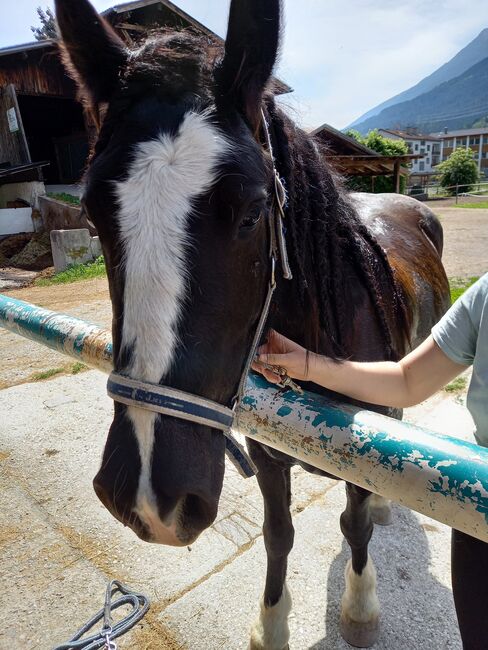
[1,293,488,542]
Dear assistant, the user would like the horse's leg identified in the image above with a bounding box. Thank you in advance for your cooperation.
[368,494,393,526]
[248,441,294,650]
[340,483,380,648]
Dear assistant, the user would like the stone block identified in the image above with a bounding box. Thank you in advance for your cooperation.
[50,228,93,272]
[89,235,102,258]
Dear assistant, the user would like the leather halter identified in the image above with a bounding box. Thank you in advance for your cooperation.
[107,110,292,478]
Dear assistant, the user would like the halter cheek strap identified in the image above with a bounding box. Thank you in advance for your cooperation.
[107,108,292,480]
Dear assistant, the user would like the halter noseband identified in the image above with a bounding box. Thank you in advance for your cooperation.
[107,110,292,478]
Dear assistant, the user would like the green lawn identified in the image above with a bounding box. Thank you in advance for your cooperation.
[35,256,106,286]
[456,201,488,209]
[449,276,479,303]
[47,192,81,206]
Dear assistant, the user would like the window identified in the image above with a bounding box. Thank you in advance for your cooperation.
[457,137,467,146]
[414,144,419,151]
[445,139,453,148]
[427,144,431,151]
[470,137,480,145]
[419,162,425,171]
[426,158,430,165]
[421,140,425,146]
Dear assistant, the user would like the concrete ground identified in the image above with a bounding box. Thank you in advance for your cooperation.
[0,366,474,650]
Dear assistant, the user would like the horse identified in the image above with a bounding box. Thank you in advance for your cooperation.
[55,1,450,648]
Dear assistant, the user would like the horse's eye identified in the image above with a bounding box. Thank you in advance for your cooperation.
[240,206,264,231]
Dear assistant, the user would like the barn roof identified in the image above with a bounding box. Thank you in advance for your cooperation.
[0,41,53,58]
[102,0,214,39]
[0,1,291,94]
[311,122,420,177]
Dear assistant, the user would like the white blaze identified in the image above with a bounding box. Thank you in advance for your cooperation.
[115,111,227,529]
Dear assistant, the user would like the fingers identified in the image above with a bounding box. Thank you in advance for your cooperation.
[255,353,286,367]
[262,368,281,384]
[250,359,283,384]
[267,329,299,354]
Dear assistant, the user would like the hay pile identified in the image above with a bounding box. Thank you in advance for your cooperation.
[0,232,53,270]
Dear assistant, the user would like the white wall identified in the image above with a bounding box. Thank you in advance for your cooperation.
[0,207,34,236]
[0,181,46,210]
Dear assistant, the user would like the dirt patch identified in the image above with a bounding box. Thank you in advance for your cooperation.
[128,602,186,650]
[425,205,488,278]
[0,276,111,388]
[58,525,131,582]
[0,233,32,259]
[0,524,22,549]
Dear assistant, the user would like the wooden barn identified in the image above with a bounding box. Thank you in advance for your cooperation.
[0,0,290,186]
[312,123,419,192]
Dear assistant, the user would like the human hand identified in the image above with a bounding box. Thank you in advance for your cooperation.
[251,329,316,384]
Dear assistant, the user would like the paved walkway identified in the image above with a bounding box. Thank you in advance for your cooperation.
[0,367,474,649]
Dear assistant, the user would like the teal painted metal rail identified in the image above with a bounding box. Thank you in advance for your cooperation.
[1,293,488,542]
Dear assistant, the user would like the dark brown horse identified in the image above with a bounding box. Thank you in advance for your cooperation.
[55,1,449,647]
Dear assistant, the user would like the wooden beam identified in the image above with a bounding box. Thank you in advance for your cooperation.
[116,22,146,32]
[394,160,401,194]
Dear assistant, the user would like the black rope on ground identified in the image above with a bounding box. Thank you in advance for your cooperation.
[53,580,150,650]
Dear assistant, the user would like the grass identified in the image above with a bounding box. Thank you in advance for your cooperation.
[449,276,479,303]
[31,367,64,381]
[29,362,89,383]
[71,362,88,374]
[35,256,106,286]
[456,201,488,209]
[444,376,468,393]
[47,192,81,206]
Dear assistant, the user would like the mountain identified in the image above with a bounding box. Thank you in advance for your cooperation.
[349,28,488,128]
[351,57,488,135]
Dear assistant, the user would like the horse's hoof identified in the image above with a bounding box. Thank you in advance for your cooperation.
[340,613,380,648]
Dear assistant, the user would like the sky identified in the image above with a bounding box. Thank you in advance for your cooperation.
[1,0,487,128]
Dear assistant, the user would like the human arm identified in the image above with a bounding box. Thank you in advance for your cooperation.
[252,330,467,409]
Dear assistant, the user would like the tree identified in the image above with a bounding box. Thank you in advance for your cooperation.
[31,7,57,41]
[344,129,409,193]
[435,147,479,195]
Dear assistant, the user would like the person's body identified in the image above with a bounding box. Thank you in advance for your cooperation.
[253,273,488,650]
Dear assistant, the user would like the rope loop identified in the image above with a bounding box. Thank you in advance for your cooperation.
[53,580,150,650]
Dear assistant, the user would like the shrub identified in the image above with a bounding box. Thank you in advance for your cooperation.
[436,148,479,195]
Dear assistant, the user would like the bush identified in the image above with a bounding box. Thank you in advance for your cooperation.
[344,129,408,194]
[436,148,479,195]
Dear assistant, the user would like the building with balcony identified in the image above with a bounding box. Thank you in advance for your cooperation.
[378,129,442,185]
[431,128,488,179]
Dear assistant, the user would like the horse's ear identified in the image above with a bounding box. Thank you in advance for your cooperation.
[216,0,281,131]
[55,0,127,105]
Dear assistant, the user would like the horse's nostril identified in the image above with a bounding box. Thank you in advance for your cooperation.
[183,493,218,531]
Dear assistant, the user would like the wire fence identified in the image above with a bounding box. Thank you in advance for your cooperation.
[406,181,488,204]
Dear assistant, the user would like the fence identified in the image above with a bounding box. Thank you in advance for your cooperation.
[408,181,488,204]
[1,293,487,543]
